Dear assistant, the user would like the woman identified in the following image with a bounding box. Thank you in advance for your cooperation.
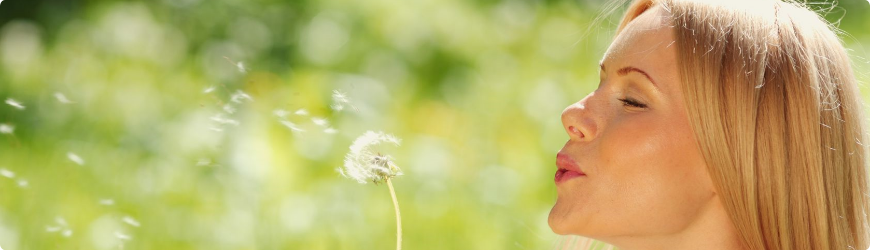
[550,0,870,249]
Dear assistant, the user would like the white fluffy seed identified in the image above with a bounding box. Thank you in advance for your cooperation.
[5,98,24,110]
[67,152,85,166]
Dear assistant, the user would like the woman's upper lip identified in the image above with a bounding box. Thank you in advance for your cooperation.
[556,153,586,175]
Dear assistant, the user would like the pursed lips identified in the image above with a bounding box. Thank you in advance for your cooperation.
[556,153,586,175]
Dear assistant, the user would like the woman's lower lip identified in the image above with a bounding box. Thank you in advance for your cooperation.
[555,169,585,184]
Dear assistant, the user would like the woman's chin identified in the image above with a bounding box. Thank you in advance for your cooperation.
[549,199,599,236]
[548,201,575,235]
[548,215,569,235]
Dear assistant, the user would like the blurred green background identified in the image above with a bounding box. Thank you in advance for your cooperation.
[0,0,868,249]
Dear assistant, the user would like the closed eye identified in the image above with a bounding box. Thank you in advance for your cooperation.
[618,98,648,109]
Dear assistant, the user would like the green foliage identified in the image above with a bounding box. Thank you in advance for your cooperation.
[0,0,868,249]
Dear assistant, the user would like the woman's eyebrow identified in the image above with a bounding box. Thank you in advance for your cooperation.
[600,63,659,90]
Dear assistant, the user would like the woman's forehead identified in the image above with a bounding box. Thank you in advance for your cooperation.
[601,6,679,89]
[602,6,673,64]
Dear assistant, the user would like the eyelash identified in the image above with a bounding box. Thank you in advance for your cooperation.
[618,98,648,109]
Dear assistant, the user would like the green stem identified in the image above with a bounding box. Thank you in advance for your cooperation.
[386,178,402,250]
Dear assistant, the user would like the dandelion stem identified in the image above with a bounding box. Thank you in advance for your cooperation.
[386,178,402,250]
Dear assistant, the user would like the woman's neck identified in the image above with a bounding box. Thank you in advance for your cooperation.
[602,197,746,250]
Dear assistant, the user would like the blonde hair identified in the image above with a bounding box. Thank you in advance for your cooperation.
[598,0,870,249]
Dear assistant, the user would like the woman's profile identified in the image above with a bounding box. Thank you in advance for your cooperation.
[551,0,870,249]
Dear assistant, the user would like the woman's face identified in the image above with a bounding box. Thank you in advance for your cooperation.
[549,6,718,239]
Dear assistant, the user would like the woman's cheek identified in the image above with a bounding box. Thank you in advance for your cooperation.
[601,113,669,171]
[608,112,711,199]
[598,114,676,198]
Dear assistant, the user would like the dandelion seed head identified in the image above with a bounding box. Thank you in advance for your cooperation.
[67,152,84,165]
[341,131,403,184]
[54,92,74,104]
[0,124,13,134]
[0,168,14,178]
[5,98,24,110]
[122,216,140,227]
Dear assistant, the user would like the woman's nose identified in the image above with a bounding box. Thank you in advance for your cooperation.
[561,95,597,142]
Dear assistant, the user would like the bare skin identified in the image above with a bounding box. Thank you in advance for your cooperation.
[549,6,745,250]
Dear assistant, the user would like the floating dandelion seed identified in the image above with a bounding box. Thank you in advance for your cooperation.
[17,179,27,188]
[230,90,253,103]
[331,103,344,111]
[237,62,247,73]
[333,90,349,103]
[54,92,74,104]
[294,109,309,116]
[0,168,14,178]
[324,127,338,134]
[273,109,290,118]
[122,216,140,227]
[55,217,68,227]
[116,231,132,250]
[280,120,305,132]
[0,124,13,134]
[99,199,115,206]
[209,127,224,132]
[331,90,353,111]
[210,113,240,126]
[47,216,73,237]
[115,231,132,240]
[196,158,211,166]
[222,104,237,114]
[340,131,404,250]
[203,86,216,94]
[5,98,24,110]
[311,117,329,127]
[67,152,85,165]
